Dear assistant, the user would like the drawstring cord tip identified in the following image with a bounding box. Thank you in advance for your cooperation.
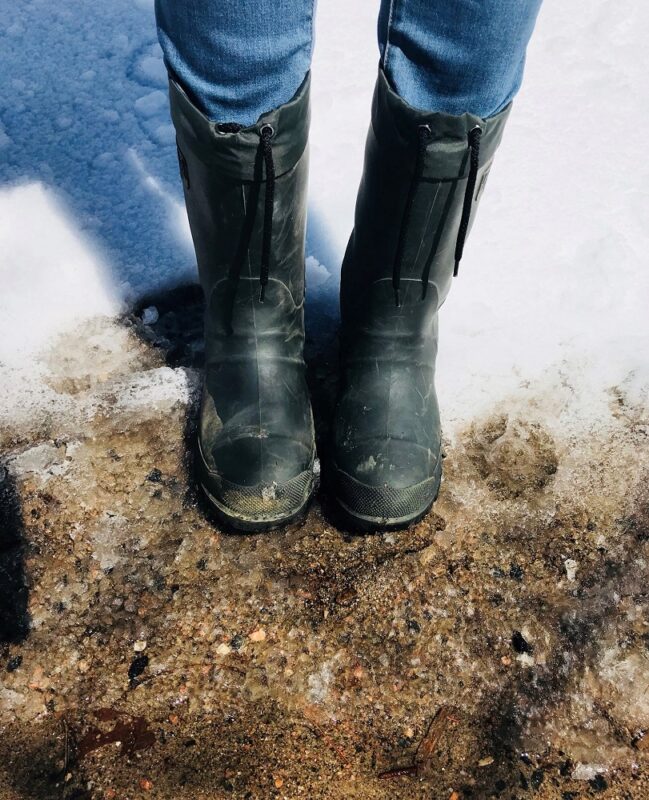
[394,287,401,307]
[453,259,460,277]
[259,283,266,303]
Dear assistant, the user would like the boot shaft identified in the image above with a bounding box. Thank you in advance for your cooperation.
[170,74,311,361]
[341,69,511,345]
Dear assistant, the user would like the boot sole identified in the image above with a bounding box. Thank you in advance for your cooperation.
[331,460,442,533]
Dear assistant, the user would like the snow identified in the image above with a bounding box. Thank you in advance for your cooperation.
[571,763,608,782]
[0,183,118,368]
[1,0,648,430]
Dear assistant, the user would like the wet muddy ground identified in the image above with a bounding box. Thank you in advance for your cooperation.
[1,290,648,799]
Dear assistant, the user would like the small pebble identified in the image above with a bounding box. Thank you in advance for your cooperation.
[249,628,266,642]
[530,768,544,789]
[511,631,533,654]
[564,558,578,582]
[133,640,147,652]
[6,655,22,672]
[146,468,163,483]
[589,774,607,792]
[128,655,149,682]
[478,756,494,767]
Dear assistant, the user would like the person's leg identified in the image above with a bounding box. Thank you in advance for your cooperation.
[332,3,541,530]
[378,0,542,117]
[155,0,316,125]
[159,2,318,529]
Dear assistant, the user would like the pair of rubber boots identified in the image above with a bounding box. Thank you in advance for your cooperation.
[169,69,510,531]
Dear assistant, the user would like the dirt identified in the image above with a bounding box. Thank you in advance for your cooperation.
[1,288,648,799]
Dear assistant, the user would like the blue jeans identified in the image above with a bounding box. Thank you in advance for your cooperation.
[156,0,542,126]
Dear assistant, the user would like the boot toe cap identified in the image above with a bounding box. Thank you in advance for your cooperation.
[198,435,315,530]
[333,439,441,529]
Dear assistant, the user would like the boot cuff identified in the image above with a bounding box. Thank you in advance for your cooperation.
[169,72,311,181]
[372,68,511,179]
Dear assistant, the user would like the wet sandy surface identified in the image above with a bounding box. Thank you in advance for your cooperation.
[1,290,648,799]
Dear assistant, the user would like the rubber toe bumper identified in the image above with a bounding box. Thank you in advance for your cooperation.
[332,458,442,532]
[197,441,315,532]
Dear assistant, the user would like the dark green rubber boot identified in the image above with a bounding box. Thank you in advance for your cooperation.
[169,74,315,531]
[332,70,511,531]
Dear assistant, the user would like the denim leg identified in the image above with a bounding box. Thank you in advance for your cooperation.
[155,0,317,126]
[378,0,542,117]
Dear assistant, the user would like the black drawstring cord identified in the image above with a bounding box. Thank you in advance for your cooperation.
[454,125,482,277]
[216,122,243,134]
[392,124,431,307]
[258,123,275,302]
[215,121,276,305]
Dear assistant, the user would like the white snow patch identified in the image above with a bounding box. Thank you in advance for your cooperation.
[307,660,335,704]
[141,305,159,325]
[128,149,192,247]
[597,648,649,727]
[134,90,168,118]
[571,763,608,781]
[356,455,377,474]
[564,559,578,582]
[8,443,62,477]
[91,512,130,571]
[0,689,26,712]
[261,483,277,502]
[92,367,197,419]
[305,255,332,290]
[0,183,118,370]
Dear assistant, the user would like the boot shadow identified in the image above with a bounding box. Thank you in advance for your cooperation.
[0,467,30,646]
